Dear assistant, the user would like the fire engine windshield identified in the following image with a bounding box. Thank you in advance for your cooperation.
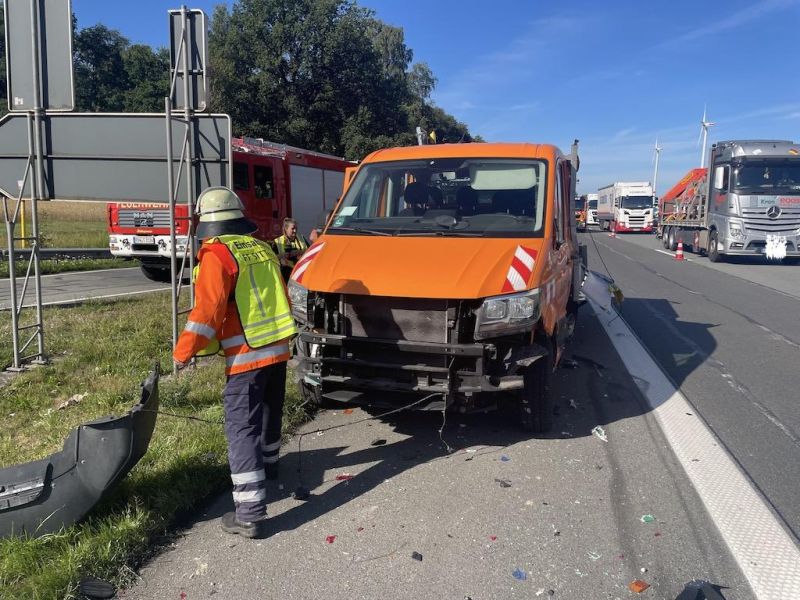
[327,158,547,237]
[621,196,653,209]
[733,161,800,194]
[588,199,597,209]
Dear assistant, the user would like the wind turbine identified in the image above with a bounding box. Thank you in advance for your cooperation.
[698,105,715,168]
[652,138,662,199]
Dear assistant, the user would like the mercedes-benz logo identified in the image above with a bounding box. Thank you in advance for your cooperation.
[766,205,782,219]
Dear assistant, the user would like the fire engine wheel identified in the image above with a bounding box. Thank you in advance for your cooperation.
[518,350,553,434]
[708,230,724,263]
[140,264,172,283]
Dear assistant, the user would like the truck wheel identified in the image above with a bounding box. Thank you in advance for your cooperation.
[518,351,553,433]
[708,230,724,263]
[140,263,189,283]
[667,228,678,251]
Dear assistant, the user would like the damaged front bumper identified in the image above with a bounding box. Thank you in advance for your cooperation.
[0,365,160,538]
[294,331,547,410]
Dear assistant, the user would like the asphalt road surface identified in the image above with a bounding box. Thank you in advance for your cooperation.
[125,301,761,600]
[583,229,800,543]
[0,267,168,310]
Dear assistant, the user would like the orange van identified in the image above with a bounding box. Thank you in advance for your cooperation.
[288,141,586,432]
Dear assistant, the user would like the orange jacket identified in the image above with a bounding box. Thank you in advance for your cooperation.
[173,240,291,375]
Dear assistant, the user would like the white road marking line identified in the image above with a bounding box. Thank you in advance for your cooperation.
[588,294,800,599]
[2,287,169,310]
[653,248,693,261]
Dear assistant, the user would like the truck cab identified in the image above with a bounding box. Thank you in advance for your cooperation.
[706,140,800,260]
[288,142,587,432]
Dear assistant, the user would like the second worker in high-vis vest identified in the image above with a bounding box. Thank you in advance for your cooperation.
[174,186,297,539]
[273,217,308,282]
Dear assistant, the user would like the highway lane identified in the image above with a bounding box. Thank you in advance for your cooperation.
[126,304,755,599]
[0,267,169,310]
[584,230,800,542]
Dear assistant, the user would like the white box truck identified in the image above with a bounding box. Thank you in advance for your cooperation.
[596,181,655,233]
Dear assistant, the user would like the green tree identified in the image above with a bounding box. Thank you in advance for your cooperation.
[73,24,131,111]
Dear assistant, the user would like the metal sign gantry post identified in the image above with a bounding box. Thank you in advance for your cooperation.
[2,0,75,369]
[165,7,210,369]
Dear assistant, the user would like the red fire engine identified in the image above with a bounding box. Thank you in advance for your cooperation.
[107,137,354,281]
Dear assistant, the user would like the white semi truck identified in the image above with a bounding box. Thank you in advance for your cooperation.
[658,140,800,262]
[597,181,655,233]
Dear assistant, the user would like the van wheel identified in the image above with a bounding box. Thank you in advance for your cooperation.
[518,351,553,433]
[298,380,325,409]
[708,230,724,263]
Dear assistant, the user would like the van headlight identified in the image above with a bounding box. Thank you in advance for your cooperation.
[287,280,309,322]
[474,289,540,340]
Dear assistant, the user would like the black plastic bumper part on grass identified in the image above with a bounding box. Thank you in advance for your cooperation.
[0,365,160,538]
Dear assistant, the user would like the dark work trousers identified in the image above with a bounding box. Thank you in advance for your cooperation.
[222,361,287,521]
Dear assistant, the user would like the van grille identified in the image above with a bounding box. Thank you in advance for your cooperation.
[342,296,448,344]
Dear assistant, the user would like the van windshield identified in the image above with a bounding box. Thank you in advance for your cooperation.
[733,161,800,194]
[327,158,548,237]
[621,195,653,209]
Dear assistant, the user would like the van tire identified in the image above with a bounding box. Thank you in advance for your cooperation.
[519,351,553,433]
[298,380,325,409]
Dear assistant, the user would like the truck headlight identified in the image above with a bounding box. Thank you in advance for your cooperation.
[475,289,540,340]
[287,280,309,322]
[729,222,746,240]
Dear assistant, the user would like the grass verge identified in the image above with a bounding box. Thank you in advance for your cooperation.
[0,257,132,279]
[0,201,109,249]
[0,293,310,599]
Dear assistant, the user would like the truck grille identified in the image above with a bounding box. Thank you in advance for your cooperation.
[742,208,800,234]
[342,296,448,344]
[628,216,646,227]
[117,208,172,229]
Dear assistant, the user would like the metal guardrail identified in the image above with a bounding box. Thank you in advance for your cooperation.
[0,247,112,260]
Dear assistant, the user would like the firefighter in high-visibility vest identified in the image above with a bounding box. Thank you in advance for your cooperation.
[173,186,296,539]
[273,217,308,282]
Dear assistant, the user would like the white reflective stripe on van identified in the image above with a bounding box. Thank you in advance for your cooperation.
[185,320,216,338]
[231,470,265,485]
[263,440,282,452]
[232,489,267,503]
[225,343,290,369]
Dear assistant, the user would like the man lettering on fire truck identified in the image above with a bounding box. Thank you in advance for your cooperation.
[273,217,308,282]
[173,186,296,539]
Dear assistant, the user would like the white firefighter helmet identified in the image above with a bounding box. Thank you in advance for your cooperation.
[195,186,257,239]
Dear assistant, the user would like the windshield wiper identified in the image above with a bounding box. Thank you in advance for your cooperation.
[327,227,393,236]
[396,230,484,237]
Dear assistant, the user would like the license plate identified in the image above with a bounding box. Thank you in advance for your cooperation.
[134,236,155,244]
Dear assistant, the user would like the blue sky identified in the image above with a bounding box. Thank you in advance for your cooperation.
[73,0,800,195]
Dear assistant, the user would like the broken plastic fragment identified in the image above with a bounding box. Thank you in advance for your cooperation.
[640,514,655,523]
[512,568,527,581]
[343,408,354,414]
[628,580,650,593]
[569,399,578,410]
[587,551,601,560]
[411,551,423,561]
[335,473,355,481]
[371,438,387,446]
[591,425,608,442]
[494,478,512,488]
[357,527,364,532]
[326,535,336,544]
[500,455,510,462]
[489,535,497,541]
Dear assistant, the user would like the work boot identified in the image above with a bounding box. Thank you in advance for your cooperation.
[220,512,269,539]
[264,462,279,480]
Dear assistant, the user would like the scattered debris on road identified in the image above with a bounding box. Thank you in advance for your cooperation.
[370,438,387,446]
[494,478,512,488]
[411,551,423,562]
[591,425,608,442]
[640,514,655,523]
[500,454,511,462]
[325,535,336,544]
[56,392,87,410]
[628,579,650,593]
[512,568,527,581]
[335,473,354,481]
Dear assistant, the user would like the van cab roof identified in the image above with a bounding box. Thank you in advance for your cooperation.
[362,142,561,163]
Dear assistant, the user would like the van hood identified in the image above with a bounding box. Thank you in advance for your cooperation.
[291,235,544,299]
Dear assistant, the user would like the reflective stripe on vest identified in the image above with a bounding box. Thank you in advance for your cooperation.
[215,235,297,349]
[275,234,308,267]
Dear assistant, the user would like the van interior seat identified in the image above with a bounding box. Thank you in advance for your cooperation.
[399,181,428,216]
[492,188,536,216]
[455,186,479,215]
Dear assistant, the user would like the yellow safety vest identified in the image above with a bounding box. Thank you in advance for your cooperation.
[194,235,297,356]
[274,234,308,267]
